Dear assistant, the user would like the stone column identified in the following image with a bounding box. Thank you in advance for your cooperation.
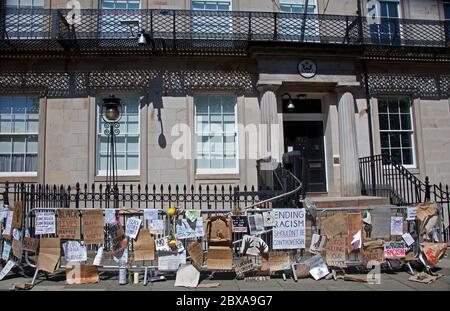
[337,90,361,197]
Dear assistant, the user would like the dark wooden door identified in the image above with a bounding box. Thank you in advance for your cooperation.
[283,121,327,193]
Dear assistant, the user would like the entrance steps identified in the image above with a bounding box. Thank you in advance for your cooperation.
[303,195,391,209]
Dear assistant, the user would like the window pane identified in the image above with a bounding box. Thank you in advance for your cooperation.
[211,158,222,169]
[389,132,400,148]
[210,135,223,153]
[26,135,38,153]
[402,148,413,165]
[389,113,400,130]
[378,99,388,113]
[224,155,236,169]
[400,114,412,130]
[380,132,389,148]
[127,136,139,153]
[0,136,12,153]
[127,155,139,170]
[400,133,413,148]
[11,154,24,172]
[399,99,410,113]
[0,154,11,172]
[378,114,389,130]
[390,149,401,164]
[388,99,399,113]
[116,154,126,170]
[25,154,37,171]
[13,136,26,153]
[116,137,126,153]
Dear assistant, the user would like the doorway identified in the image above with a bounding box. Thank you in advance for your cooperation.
[283,121,327,193]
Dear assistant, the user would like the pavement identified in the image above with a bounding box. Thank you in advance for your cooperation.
[1,256,449,291]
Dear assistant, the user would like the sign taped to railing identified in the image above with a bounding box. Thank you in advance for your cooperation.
[272,208,306,250]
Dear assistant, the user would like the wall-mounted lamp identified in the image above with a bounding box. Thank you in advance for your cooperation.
[281,93,295,112]
[120,20,148,46]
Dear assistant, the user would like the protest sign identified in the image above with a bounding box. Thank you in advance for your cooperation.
[143,209,158,221]
[235,259,256,278]
[150,219,164,234]
[2,242,11,260]
[57,209,81,240]
[266,252,291,272]
[93,247,104,266]
[3,210,14,238]
[402,233,415,246]
[66,264,99,285]
[113,247,128,265]
[390,216,403,236]
[262,211,276,227]
[104,209,116,224]
[12,239,22,258]
[407,207,417,221]
[185,210,201,222]
[347,213,362,253]
[108,222,127,253]
[12,201,23,229]
[207,246,232,270]
[158,251,186,271]
[240,235,268,256]
[134,229,155,261]
[371,207,391,239]
[384,241,406,259]
[362,240,385,265]
[325,236,347,268]
[248,214,264,235]
[187,242,203,271]
[304,254,329,280]
[12,228,21,241]
[232,212,248,233]
[320,212,347,238]
[37,238,61,273]
[175,217,204,239]
[23,237,39,252]
[309,234,327,254]
[82,210,104,244]
[35,211,56,235]
[62,241,88,262]
[155,237,170,252]
[272,208,306,250]
[0,206,8,219]
[125,217,142,239]
[175,264,200,288]
[207,216,232,244]
[0,260,15,281]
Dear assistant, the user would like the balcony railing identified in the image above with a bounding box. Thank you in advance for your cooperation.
[1,8,449,56]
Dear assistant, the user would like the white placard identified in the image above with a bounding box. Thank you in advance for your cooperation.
[402,233,415,246]
[93,246,104,266]
[143,209,159,221]
[248,214,265,235]
[304,254,329,280]
[174,264,200,288]
[351,230,362,250]
[2,242,11,261]
[4,211,13,236]
[406,207,417,221]
[239,235,268,256]
[158,251,186,271]
[150,220,164,234]
[12,228,21,241]
[104,209,116,224]
[262,211,276,227]
[62,241,88,262]
[125,217,142,239]
[0,207,9,219]
[35,211,56,235]
[0,260,15,281]
[309,234,327,254]
[175,217,204,239]
[272,208,306,250]
[391,216,404,236]
[155,237,170,252]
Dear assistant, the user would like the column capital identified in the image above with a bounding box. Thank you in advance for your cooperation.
[335,82,361,94]
[256,80,282,93]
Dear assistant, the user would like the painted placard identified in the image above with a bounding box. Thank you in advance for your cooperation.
[272,208,306,250]
[384,241,406,259]
[175,217,204,239]
[232,212,248,233]
[325,236,347,268]
[391,216,404,236]
[57,209,81,240]
[125,217,142,239]
[82,210,104,245]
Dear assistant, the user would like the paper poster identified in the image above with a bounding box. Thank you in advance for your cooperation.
[384,241,406,259]
[0,206,9,219]
[371,207,391,239]
[3,210,14,237]
[155,237,170,252]
[12,239,22,258]
[2,242,11,260]
[37,238,61,273]
[240,235,269,256]
[125,217,142,239]
[57,209,81,240]
[35,211,56,235]
[391,216,404,236]
[325,236,347,268]
[262,211,276,227]
[113,247,128,265]
[235,259,256,277]
[175,217,204,239]
[248,214,264,235]
[207,246,232,270]
[266,252,291,272]
[158,251,186,271]
[0,260,15,281]
[305,255,329,280]
[12,228,21,241]
[82,210,104,245]
[108,222,127,253]
[23,237,39,252]
[12,201,23,229]
[347,213,362,253]
[104,209,116,224]
[143,209,158,221]
[406,207,417,221]
[185,210,201,222]
[134,229,155,261]
[402,233,415,246]
[232,212,248,233]
[176,240,185,253]
[174,264,200,288]
[320,212,347,238]
[309,234,327,254]
[272,208,306,250]
[66,264,99,285]
[150,219,164,234]
[187,242,203,270]
[62,241,88,262]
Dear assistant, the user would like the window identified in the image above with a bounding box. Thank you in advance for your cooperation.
[370,1,401,45]
[100,1,141,37]
[191,1,231,38]
[6,0,44,7]
[195,95,238,173]
[6,0,45,39]
[96,96,140,175]
[378,98,415,167]
[101,0,140,9]
[279,0,319,42]
[0,96,39,174]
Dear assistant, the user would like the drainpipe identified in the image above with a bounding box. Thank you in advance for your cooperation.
[300,0,309,43]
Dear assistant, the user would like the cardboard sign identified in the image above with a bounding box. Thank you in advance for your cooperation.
[406,207,417,221]
[207,216,232,244]
[12,239,22,258]
[158,251,186,271]
[384,241,406,259]
[362,245,384,265]
[134,229,155,261]
[23,237,39,252]
[175,264,200,288]
[2,242,11,260]
[325,236,347,268]
[207,246,233,270]
[82,210,104,245]
[143,209,158,221]
[248,214,264,235]
[104,209,116,224]
[371,207,391,239]
[232,212,248,233]
[37,238,61,273]
[0,260,15,281]
[309,234,327,254]
[391,216,404,236]
[320,212,347,238]
[187,242,203,271]
[57,209,81,240]
[108,222,127,253]
[262,211,276,227]
[240,235,268,256]
[35,211,56,235]
[272,208,306,250]
[235,259,256,277]
[62,241,88,262]
[266,252,291,272]
[175,217,204,239]
[12,202,23,229]
[347,213,362,253]
[66,264,99,285]
[125,217,142,239]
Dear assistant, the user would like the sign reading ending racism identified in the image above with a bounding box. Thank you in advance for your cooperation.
[272,208,306,250]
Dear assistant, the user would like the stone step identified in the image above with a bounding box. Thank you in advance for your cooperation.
[304,196,391,209]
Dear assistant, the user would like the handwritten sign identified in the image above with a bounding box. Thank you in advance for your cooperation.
[175,217,204,239]
[309,234,326,254]
[232,212,248,233]
[104,209,116,224]
[35,211,56,235]
[57,209,80,240]
[266,252,291,272]
[143,209,158,221]
[384,241,406,259]
[305,254,329,280]
[2,242,11,260]
[155,237,170,252]
[390,216,404,236]
[272,208,306,250]
[347,213,362,253]
[362,245,384,265]
[150,219,164,234]
[125,217,142,239]
[0,260,15,281]
[62,241,88,262]
[23,237,39,252]
[108,222,127,253]
[3,210,14,237]
[235,259,256,278]
[82,210,104,245]
[158,251,186,271]
[325,236,347,268]
[320,212,347,238]
[406,207,417,221]
[12,202,23,229]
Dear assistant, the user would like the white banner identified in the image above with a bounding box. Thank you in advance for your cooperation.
[272,208,306,250]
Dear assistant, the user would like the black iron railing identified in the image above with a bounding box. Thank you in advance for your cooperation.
[1,8,449,56]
